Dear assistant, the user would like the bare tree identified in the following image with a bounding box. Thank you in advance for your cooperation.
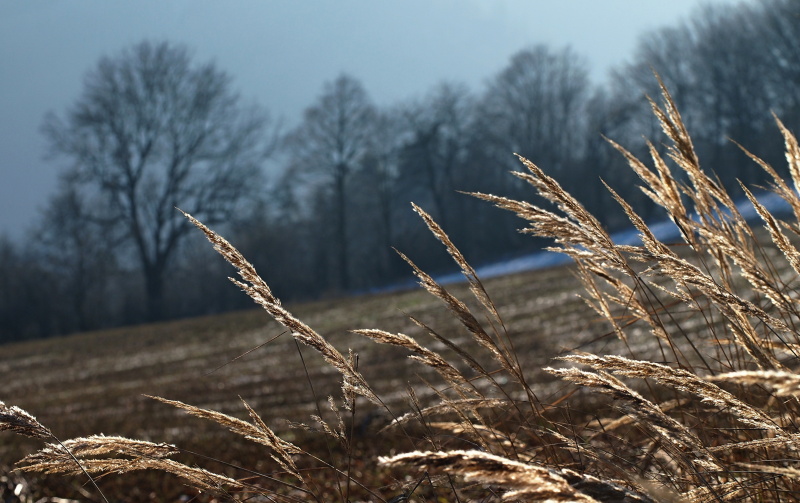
[759,0,800,123]
[285,74,376,292]
[614,2,791,188]
[479,45,590,190]
[42,40,274,320]
[0,236,54,340]
[368,110,405,259]
[34,181,118,332]
[339,106,418,286]
[690,4,774,185]
[609,23,701,150]
[399,83,475,233]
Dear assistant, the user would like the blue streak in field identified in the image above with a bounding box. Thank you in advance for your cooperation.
[366,191,794,294]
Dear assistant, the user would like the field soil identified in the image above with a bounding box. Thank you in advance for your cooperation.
[0,263,606,501]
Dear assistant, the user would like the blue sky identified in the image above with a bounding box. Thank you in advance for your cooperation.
[0,0,744,239]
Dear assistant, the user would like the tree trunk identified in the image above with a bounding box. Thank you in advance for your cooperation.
[335,165,349,291]
[144,267,165,322]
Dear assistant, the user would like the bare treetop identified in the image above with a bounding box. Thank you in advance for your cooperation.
[285,74,376,291]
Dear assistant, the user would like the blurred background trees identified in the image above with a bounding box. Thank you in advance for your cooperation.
[39,41,276,321]
[2,0,798,341]
[479,45,590,180]
[284,74,377,292]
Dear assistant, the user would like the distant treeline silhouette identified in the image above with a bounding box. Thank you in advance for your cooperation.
[0,0,797,341]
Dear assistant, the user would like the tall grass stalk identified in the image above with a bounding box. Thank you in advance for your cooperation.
[3,82,800,501]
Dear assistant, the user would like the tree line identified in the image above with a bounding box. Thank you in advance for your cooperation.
[1,0,797,341]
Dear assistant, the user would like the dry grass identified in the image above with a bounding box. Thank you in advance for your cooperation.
[3,81,800,501]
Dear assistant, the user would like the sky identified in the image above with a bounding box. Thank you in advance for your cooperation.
[0,0,744,241]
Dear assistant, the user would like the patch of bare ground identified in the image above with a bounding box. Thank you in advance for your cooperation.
[0,262,588,500]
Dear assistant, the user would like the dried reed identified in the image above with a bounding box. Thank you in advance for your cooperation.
[5,80,800,502]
